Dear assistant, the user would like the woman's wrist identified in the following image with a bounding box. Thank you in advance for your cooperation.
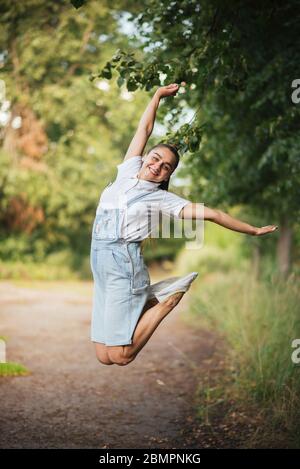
[154,89,162,101]
[138,92,160,133]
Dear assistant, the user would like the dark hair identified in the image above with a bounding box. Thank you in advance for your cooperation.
[146,143,180,191]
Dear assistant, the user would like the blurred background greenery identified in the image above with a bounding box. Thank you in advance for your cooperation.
[0,0,299,281]
[0,0,300,444]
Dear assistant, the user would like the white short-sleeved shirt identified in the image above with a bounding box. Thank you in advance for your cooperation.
[96,155,191,241]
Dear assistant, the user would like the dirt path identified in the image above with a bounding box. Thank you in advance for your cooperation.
[0,278,218,449]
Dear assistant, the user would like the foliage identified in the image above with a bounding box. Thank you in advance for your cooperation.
[189,268,300,442]
[97,0,300,222]
[0,0,174,265]
[1,0,299,272]
[0,362,30,377]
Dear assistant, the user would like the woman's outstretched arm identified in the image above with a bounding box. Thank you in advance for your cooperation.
[179,203,278,236]
[123,83,181,161]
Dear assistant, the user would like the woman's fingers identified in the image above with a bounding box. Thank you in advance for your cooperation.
[164,82,187,89]
[256,225,278,236]
[265,225,278,232]
[157,82,187,98]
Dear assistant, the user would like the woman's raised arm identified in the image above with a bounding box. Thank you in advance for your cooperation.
[179,203,278,236]
[123,83,181,161]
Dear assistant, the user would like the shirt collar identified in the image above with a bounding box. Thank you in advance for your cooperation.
[130,172,161,191]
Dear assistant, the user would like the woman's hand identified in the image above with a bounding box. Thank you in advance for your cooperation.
[156,82,186,99]
[253,225,278,236]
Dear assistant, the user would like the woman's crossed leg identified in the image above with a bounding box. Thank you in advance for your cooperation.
[95,291,185,366]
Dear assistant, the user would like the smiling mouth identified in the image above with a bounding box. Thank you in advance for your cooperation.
[148,166,159,176]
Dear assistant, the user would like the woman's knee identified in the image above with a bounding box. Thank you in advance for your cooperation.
[107,346,135,366]
[95,343,114,365]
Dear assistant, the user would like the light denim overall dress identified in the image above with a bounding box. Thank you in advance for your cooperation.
[90,190,155,346]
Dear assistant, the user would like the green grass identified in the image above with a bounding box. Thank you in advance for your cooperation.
[174,220,300,446]
[0,338,30,377]
[0,362,30,377]
[0,253,94,281]
[187,268,300,446]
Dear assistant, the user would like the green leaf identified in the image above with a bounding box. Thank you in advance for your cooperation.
[188,137,200,152]
[117,76,125,88]
[101,67,112,79]
[111,49,123,62]
[70,0,85,9]
[127,78,138,91]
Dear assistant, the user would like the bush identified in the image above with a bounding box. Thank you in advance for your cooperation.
[189,268,300,439]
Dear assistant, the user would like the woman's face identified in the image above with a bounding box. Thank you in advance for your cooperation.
[139,148,177,183]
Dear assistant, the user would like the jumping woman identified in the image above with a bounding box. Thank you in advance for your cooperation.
[90,82,278,367]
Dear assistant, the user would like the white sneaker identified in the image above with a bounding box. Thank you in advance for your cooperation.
[148,272,198,303]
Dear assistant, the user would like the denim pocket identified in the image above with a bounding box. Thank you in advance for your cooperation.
[129,253,150,295]
[111,249,131,278]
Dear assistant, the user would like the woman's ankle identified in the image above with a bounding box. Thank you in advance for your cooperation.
[160,291,185,311]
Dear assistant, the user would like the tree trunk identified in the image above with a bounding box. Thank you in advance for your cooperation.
[277,215,293,278]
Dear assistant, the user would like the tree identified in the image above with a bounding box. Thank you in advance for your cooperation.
[97,0,300,276]
[0,0,156,266]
